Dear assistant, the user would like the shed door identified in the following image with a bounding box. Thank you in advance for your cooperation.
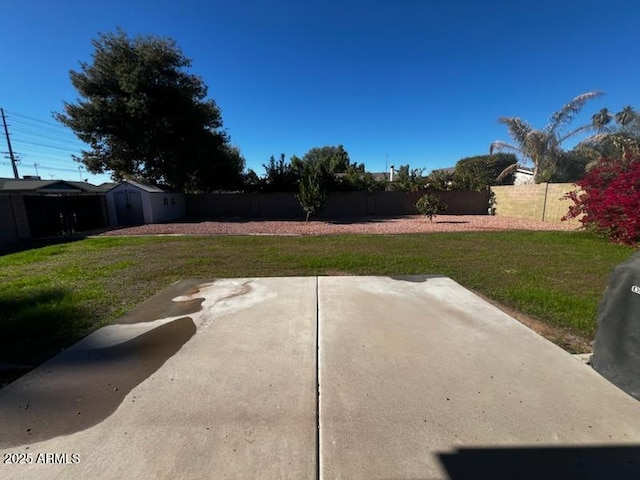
[114,191,144,225]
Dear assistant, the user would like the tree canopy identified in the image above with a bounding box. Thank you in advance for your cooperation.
[55,29,244,192]
[261,154,299,192]
[452,153,516,190]
[392,165,426,191]
[295,145,350,189]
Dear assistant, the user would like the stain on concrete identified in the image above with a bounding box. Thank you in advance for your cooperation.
[0,316,196,448]
[215,281,252,303]
[116,279,213,324]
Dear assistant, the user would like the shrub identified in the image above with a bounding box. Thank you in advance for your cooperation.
[297,169,325,222]
[416,194,447,222]
[564,154,640,244]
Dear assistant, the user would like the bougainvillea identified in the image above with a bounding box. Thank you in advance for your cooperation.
[564,154,640,244]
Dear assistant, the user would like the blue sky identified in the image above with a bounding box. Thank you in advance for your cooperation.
[2,0,639,184]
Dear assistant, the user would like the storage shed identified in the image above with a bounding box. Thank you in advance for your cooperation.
[105,180,185,226]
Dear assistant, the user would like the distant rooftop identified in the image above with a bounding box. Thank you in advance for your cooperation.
[0,178,105,193]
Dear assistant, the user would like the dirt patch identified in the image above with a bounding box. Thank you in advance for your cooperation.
[94,215,579,237]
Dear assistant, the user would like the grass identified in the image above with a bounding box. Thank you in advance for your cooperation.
[0,231,635,371]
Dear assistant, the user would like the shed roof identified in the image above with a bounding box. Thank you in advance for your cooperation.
[107,179,166,193]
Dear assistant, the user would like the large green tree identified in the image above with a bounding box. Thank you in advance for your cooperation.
[55,29,244,192]
[490,91,602,183]
[299,145,350,188]
[452,153,516,190]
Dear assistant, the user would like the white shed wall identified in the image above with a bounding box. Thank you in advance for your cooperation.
[147,192,186,223]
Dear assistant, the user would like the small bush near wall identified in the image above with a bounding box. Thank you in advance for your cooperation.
[415,194,446,222]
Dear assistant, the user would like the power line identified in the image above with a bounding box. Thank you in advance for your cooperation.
[3,110,66,129]
[9,129,81,145]
[0,112,86,178]
[11,137,80,153]
[9,126,80,144]
[0,110,113,182]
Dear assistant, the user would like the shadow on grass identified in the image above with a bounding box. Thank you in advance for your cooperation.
[438,445,640,479]
[0,288,90,386]
[0,233,91,257]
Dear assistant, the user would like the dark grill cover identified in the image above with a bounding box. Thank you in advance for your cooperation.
[592,250,640,400]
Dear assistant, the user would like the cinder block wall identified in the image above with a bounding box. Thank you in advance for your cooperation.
[491,183,581,222]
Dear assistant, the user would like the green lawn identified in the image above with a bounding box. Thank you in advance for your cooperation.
[0,231,635,370]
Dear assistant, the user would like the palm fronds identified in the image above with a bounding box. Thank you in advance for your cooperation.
[591,108,613,132]
[497,117,532,146]
[558,123,598,144]
[490,140,522,156]
[496,162,519,182]
[615,106,636,126]
[547,91,603,133]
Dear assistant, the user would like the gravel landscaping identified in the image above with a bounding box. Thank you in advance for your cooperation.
[96,215,579,236]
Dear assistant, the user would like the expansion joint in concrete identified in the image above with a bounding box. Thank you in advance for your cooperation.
[315,276,321,480]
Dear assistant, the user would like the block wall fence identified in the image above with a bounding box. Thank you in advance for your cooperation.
[185,190,491,220]
[490,183,581,223]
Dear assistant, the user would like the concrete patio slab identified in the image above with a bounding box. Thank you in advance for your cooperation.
[318,275,640,479]
[2,276,640,479]
[0,277,318,480]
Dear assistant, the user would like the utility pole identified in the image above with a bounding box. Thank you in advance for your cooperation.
[34,163,39,177]
[1,108,19,179]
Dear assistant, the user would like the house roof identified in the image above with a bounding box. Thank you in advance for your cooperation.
[431,167,456,175]
[97,182,118,191]
[0,178,104,194]
[370,172,390,181]
[107,179,166,193]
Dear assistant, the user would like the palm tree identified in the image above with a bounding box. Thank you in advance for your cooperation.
[582,105,640,160]
[615,106,636,127]
[592,108,613,132]
[490,91,603,183]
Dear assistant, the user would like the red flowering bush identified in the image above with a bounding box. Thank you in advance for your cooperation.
[564,154,640,244]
